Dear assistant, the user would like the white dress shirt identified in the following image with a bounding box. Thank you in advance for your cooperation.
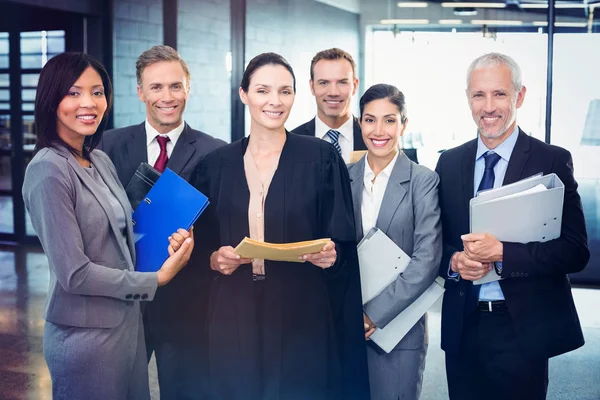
[361,151,400,235]
[145,120,185,166]
[315,115,355,163]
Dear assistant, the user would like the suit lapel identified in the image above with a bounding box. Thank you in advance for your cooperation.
[306,118,316,137]
[462,139,478,205]
[90,151,136,267]
[352,117,367,151]
[376,153,410,235]
[167,123,197,175]
[56,147,132,265]
[349,158,365,241]
[126,123,147,168]
[502,129,531,185]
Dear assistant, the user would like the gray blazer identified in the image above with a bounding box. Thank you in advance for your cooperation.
[348,151,442,350]
[22,145,158,329]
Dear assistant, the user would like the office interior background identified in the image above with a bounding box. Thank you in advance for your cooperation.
[0,0,598,399]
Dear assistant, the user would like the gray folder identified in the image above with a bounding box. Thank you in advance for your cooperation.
[470,173,564,284]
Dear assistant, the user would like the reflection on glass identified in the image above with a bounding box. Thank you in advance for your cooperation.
[47,38,65,54]
[0,89,8,101]
[0,73,8,87]
[23,115,35,151]
[20,37,43,54]
[370,30,547,170]
[0,56,7,69]
[0,156,11,191]
[552,33,600,283]
[0,102,8,110]
[21,89,36,101]
[0,195,14,234]
[21,74,39,87]
[21,55,43,69]
[22,102,34,112]
[0,115,9,151]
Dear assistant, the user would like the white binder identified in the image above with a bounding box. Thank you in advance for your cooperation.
[369,278,445,353]
[357,228,445,353]
[357,227,410,303]
[470,173,565,284]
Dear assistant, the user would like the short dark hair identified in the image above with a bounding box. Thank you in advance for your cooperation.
[34,52,113,159]
[240,52,296,93]
[359,84,407,124]
[310,48,356,81]
[136,45,191,87]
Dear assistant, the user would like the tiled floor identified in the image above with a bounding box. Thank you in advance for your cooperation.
[1,245,599,400]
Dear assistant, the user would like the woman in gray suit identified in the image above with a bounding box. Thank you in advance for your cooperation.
[348,84,442,400]
[21,53,194,400]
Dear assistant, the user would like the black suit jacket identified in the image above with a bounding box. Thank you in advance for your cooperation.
[291,116,368,151]
[436,129,589,360]
[98,122,226,338]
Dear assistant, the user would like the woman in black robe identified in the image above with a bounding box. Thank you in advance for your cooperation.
[191,53,370,400]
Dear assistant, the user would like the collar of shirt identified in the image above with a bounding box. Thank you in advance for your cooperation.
[363,150,400,187]
[315,114,355,144]
[475,125,519,163]
[145,119,185,147]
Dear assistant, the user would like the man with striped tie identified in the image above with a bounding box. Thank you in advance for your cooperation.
[292,48,367,163]
[99,45,225,400]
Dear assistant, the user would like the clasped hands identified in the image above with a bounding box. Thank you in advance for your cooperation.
[451,233,503,281]
[210,241,337,275]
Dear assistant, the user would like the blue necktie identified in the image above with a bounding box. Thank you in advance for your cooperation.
[467,151,502,312]
[326,129,342,156]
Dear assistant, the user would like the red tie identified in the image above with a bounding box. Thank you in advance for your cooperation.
[153,136,170,172]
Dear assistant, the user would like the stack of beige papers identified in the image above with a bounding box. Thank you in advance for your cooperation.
[234,237,331,262]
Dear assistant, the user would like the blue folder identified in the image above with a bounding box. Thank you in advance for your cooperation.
[132,168,209,272]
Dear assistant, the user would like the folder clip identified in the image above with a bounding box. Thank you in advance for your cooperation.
[144,198,151,205]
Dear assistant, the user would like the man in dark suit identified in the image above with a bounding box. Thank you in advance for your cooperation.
[292,48,366,163]
[99,45,225,400]
[436,52,589,400]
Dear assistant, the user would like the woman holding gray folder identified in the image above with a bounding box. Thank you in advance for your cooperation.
[21,52,194,400]
[348,84,442,400]
[191,52,369,400]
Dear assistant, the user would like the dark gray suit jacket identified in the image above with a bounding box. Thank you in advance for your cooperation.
[348,152,442,350]
[99,122,226,185]
[22,145,158,328]
[99,122,226,339]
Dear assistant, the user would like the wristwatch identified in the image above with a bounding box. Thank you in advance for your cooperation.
[493,262,503,276]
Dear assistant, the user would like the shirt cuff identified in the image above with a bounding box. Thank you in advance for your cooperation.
[448,253,460,281]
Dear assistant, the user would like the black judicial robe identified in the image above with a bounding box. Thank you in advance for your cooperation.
[191,132,370,400]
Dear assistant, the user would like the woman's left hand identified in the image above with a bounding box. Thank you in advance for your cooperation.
[301,241,337,269]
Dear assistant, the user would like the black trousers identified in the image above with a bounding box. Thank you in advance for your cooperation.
[144,309,207,400]
[445,308,549,400]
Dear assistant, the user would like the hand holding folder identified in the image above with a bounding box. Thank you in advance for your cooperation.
[234,237,331,262]
[358,228,445,353]
[470,173,565,284]
[132,168,209,272]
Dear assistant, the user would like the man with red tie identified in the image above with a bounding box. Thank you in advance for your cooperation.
[99,45,225,400]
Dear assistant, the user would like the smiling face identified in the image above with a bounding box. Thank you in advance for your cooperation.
[360,98,406,162]
[137,60,190,134]
[56,66,107,148]
[239,64,295,132]
[310,59,358,128]
[467,64,526,146]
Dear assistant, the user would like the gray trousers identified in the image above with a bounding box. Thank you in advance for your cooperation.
[366,340,427,400]
[44,302,150,400]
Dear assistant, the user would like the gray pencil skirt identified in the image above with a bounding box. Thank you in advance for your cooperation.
[43,302,150,400]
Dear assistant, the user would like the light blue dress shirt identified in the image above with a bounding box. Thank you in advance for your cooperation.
[474,126,519,301]
[448,126,519,301]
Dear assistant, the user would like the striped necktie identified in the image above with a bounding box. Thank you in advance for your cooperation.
[326,129,342,156]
